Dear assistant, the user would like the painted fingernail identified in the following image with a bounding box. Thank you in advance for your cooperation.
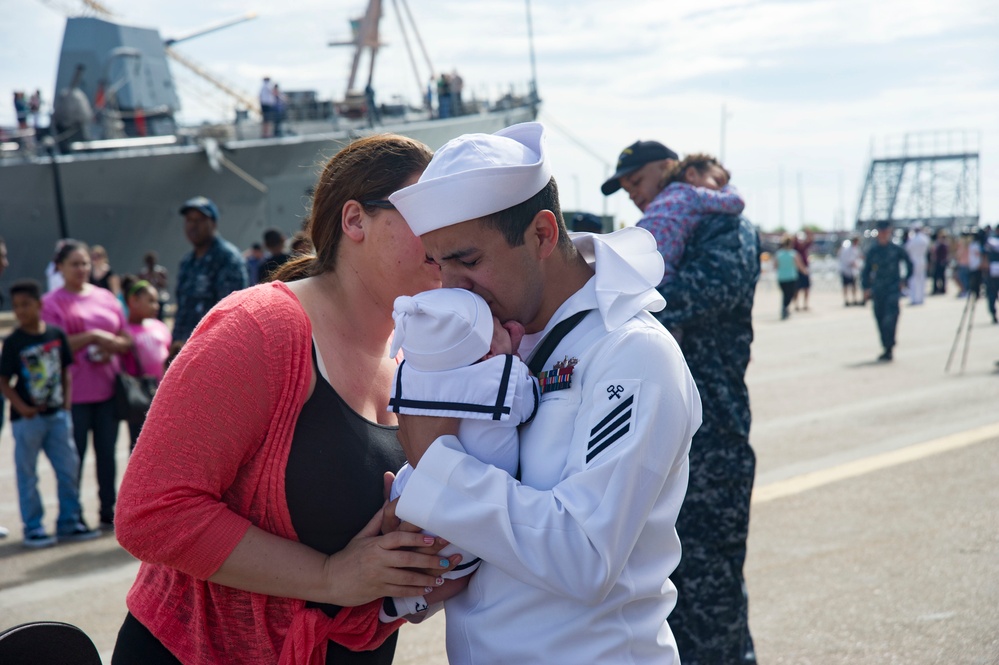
[435,577,444,586]
[424,586,433,594]
[423,536,435,545]
[439,558,450,568]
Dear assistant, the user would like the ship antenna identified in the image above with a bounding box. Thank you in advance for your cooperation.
[525,0,539,117]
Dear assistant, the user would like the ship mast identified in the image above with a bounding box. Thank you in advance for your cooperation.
[329,0,384,98]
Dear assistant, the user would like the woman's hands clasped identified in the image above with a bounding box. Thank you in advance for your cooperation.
[324,503,461,607]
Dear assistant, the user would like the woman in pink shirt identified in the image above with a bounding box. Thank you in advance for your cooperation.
[119,275,171,449]
[113,135,456,664]
[42,241,130,530]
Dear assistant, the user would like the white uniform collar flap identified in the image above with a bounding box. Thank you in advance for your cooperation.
[570,227,666,331]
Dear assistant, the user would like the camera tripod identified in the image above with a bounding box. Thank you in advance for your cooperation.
[945,290,979,374]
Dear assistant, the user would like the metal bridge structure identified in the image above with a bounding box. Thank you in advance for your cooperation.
[854,130,980,232]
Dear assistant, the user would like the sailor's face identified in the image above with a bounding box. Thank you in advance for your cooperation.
[620,160,672,212]
[184,210,216,247]
[422,219,543,332]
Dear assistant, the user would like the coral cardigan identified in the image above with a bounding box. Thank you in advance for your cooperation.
[116,282,400,664]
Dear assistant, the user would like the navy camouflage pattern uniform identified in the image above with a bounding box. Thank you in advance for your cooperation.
[860,239,912,354]
[172,236,248,342]
[656,213,760,664]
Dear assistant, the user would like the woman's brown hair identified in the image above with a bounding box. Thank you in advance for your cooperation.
[270,134,433,282]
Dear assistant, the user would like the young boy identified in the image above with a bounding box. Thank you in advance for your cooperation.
[382,287,539,622]
[0,279,98,547]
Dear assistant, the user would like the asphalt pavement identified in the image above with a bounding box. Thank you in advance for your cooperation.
[0,278,996,664]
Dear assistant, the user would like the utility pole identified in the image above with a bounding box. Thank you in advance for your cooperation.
[778,166,785,231]
[720,103,732,162]
[797,170,805,230]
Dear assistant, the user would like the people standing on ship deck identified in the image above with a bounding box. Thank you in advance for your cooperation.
[259,77,276,138]
[604,137,761,665]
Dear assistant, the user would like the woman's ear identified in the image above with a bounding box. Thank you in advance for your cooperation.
[341,200,366,242]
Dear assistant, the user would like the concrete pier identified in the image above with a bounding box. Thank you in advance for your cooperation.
[1,278,996,663]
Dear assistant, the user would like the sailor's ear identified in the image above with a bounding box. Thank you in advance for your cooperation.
[527,210,560,260]
[342,200,366,241]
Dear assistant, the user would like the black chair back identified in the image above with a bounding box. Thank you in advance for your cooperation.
[0,621,102,664]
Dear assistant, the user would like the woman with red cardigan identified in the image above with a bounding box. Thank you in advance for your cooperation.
[113,135,456,664]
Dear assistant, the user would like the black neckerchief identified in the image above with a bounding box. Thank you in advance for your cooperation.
[527,309,593,375]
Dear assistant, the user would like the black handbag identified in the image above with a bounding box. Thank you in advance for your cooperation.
[114,347,158,422]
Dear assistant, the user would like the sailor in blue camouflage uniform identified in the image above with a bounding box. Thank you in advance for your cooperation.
[656,212,761,665]
[861,221,912,362]
[172,196,248,344]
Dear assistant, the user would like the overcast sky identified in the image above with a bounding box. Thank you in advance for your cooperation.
[3,0,997,231]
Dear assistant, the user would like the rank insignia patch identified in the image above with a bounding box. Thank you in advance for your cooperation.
[538,356,578,394]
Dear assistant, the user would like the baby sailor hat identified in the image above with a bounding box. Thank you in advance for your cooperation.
[389,288,494,372]
[389,122,552,236]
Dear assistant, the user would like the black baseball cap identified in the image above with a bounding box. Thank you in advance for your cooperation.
[601,140,679,195]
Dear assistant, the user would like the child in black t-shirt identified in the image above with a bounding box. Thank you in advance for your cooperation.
[0,280,99,547]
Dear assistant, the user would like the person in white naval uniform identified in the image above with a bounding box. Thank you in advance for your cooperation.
[904,224,930,305]
[386,122,702,665]
[381,287,539,621]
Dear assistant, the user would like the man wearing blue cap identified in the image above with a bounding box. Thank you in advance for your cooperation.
[172,197,248,345]
[389,123,701,664]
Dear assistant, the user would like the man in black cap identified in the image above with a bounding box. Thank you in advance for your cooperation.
[172,196,248,346]
[861,221,913,361]
[601,140,679,212]
[605,139,761,664]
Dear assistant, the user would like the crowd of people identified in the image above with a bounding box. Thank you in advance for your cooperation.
[767,223,999,362]
[0,198,312,551]
[0,121,996,665]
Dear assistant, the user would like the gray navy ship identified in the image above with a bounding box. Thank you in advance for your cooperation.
[0,1,538,292]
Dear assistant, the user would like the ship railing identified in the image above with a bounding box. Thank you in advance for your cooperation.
[68,135,178,152]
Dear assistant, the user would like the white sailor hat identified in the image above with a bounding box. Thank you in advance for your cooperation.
[389,122,552,236]
[389,288,494,372]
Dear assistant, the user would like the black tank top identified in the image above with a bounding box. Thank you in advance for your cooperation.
[286,345,407,664]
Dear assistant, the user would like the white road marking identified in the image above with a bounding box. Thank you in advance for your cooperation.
[752,421,999,504]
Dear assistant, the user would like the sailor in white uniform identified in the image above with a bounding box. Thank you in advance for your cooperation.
[388,122,702,664]
[382,287,539,621]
